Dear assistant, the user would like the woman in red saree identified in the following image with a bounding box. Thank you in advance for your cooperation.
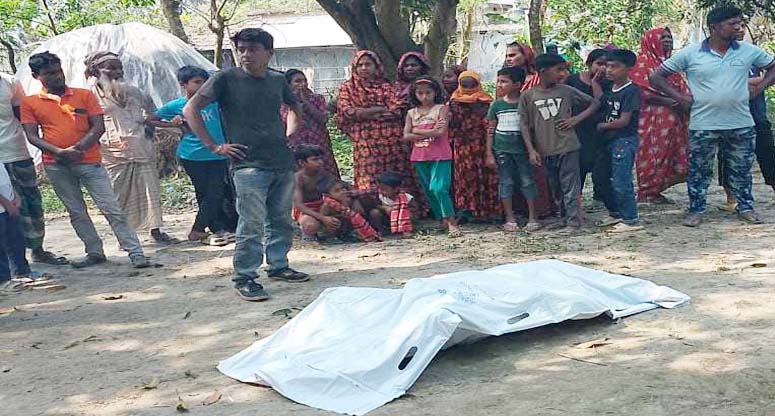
[442,65,465,98]
[393,52,432,116]
[631,27,690,203]
[282,69,340,178]
[503,42,554,218]
[449,71,501,220]
[336,51,415,193]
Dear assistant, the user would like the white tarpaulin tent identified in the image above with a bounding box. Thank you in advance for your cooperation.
[15,22,218,163]
[218,260,690,415]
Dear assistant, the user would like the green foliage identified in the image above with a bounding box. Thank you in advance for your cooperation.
[44,0,162,35]
[41,174,197,215]
[328,119,354,181]
[545,0,680,51]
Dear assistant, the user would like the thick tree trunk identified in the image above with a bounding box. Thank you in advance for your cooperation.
[316,0,458,79]
[212,23,226,68]
[528,0,544,54]
[424,0,458,75]
[160,0,190,43]
[0,38,17,73]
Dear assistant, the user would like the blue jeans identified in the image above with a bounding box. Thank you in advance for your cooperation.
[688,128,756,214]
[44,163,144,257]
[232,168,295,285]
[0,212,30,279]
[608,136,639,224]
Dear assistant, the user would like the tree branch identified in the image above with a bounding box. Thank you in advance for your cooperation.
[424,0,459,75]
[0,37,17,73]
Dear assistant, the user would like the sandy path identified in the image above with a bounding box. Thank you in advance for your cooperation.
[2,181,775,416]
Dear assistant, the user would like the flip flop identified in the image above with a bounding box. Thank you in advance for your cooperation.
[153,232,182,245]
[200,233,229,246]
[31,251,69,265]
[502,222,519,232]
[524,222,542,233]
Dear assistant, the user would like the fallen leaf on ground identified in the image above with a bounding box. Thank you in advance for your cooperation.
[751,263,767,268]
[183,311,191,320]
[103,295,124,301]
[358,252,381,259]
[1,366,10,373]
[0,306,18,316]
[184,370,197,379]
[142,377,161,390]
[574,338,611,349]
[63,335,98,350]
[202,391,222,406]
[271,307,302,319]
[176,396,188,412]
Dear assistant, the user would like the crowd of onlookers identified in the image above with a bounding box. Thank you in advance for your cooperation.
[1,5,773,302]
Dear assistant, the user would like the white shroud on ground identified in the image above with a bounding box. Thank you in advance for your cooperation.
[218,259,690,415]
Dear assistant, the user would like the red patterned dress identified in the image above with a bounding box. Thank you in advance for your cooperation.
[282,93,340,178]
[449,71,501,219]
[336,51,414,192]
[631,27,689,201]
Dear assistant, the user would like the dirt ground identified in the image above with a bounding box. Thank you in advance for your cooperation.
[2,179,775,416]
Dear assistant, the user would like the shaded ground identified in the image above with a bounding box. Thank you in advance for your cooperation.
[2,179,775,416]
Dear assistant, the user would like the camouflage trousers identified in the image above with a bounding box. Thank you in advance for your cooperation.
[688,127,756,214]
[4,159,45,250]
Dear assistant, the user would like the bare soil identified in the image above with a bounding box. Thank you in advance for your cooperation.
[2,180,775,416]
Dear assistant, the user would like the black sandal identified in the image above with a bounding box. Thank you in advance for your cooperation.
[32,251,69,265]
[152,232,181,245]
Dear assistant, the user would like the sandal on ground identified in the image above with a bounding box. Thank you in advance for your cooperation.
[524,222,542,233]
[71,254,107,269]
[502,222,519,232]
[130,254,151,269]
[717,202,738,213]
[188,230,209,242]
[31,250,69,265]
[596,216,623,227]
[200,233,230,246]
[448,229,463,238]
[215,231,236,243]
[152,232,181,245]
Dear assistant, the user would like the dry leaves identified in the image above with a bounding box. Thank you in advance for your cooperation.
[176,395,189,413]
[0,306,19,316]
[202,391,222,406]
[63,335,98,350]
[751,263,767,268]
[358,252,381,259]
[103,295,124,301]
[574,338,612,349]
[142,377,161,390]
[183,311,191,320]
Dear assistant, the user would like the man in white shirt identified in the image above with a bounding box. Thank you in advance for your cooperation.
[0,72,67,265]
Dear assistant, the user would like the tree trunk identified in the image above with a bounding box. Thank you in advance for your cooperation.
[528,0,544,54]
[0,38,17,73]
[317,0,403,78]
[160,0,190,43]
[212,22,225,68]
[424,0,458,75]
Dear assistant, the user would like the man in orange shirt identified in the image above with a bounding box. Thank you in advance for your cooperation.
[20,52,149,269]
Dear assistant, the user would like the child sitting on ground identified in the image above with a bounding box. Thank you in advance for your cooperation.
[293,144,342,242]
[0,165,32,292]
[362,171,415,238]
[402,76,461,238]
[319,178,381,243]
[519,53,600,229]
[596,49,644,233]
[486,66,541,233]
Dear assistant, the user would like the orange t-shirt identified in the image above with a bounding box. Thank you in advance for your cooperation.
[20,87,104,165]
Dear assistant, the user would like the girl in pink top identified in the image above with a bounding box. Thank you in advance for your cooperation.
[402,77,461,237]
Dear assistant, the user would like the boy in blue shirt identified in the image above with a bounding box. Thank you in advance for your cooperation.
[596,49,643,233]
[153,66,236,245]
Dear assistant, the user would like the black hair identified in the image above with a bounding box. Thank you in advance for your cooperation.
[230,28,274,51]
[176,65,209,84]
[585,49,608,66]
[409,76,445,106]
[376,171,404,188]
[496,66,527,84]
[607,49,637,67]
[535,53,567,72]
[317,176,346,194]
[506,41,520,49]
[294,144,325,163]
[28,51,61,75]
[707,5,743,27]
[285,68,305,84]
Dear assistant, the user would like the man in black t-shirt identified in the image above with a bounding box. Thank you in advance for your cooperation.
[184,28,309,302]
[596,49,643,233]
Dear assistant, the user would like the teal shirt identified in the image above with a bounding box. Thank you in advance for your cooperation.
[156,98,227,161]
[661,39,774,131]
[487,98,526,154]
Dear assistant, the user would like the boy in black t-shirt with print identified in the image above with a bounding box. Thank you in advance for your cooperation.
[596,49,643,233]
